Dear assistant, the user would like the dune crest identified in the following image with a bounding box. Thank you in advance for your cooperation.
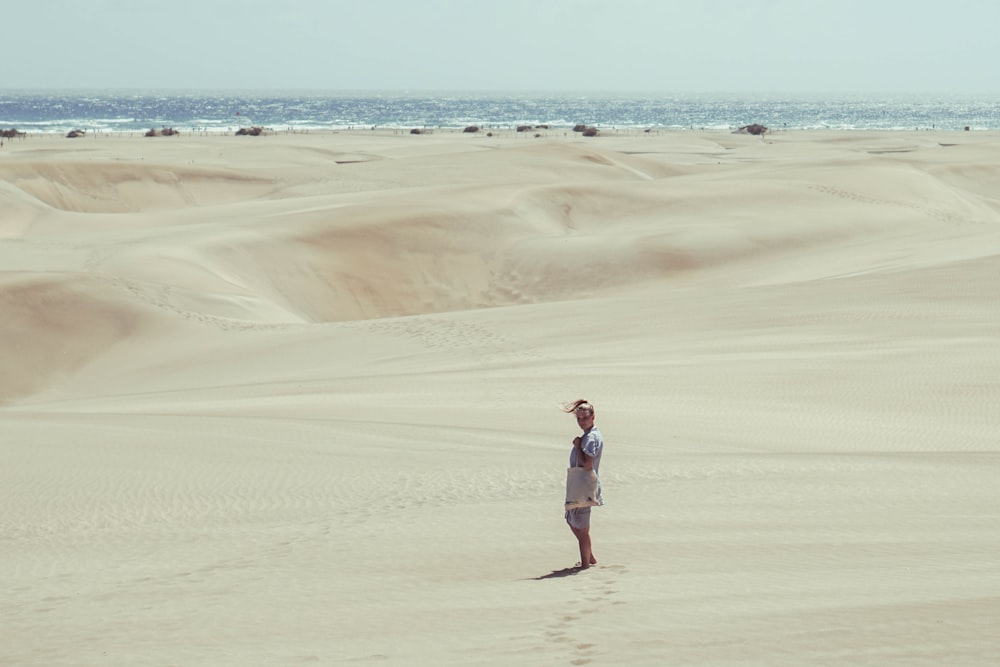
[0,161,275,213]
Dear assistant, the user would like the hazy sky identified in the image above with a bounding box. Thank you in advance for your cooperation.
[5,0,999,93]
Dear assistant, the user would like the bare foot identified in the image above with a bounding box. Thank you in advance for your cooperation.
[589,555,598,565]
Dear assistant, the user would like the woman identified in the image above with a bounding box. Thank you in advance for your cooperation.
[563,399,604,569]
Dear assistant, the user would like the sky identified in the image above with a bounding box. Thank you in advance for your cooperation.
[4,0,1000,94]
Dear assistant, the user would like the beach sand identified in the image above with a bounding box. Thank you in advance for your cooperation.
[2,128,998,666]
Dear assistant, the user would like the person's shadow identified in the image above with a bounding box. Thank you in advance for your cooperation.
[530,566,588,580]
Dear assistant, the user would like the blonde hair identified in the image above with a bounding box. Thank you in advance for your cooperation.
[562,399,594,415]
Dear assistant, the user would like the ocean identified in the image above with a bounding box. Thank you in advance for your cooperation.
[1,91,999,135]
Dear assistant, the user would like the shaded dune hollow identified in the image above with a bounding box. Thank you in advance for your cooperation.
[197,174,911,323]
[197,185,749,323]
[0,273,172,403]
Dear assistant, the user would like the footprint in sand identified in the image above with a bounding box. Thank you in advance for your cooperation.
[537,564,631,662]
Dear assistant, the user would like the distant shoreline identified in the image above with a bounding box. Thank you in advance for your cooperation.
[2,126,994,141]
[3,92,998,134]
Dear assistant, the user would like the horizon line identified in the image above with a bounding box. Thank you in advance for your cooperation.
[5,87,1000,98]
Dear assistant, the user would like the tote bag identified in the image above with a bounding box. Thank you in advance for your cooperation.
[565,467,600,510]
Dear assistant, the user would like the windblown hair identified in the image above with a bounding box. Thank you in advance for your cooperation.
[562,399,595,415]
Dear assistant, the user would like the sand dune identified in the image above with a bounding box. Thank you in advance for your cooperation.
[0,160,276,214]
[2,129,998,666]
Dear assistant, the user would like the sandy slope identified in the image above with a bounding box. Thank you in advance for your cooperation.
[2,129,998,666]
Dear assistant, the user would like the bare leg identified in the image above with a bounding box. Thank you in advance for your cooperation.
[570,525,597,568]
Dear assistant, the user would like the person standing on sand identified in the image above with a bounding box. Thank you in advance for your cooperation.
[563,399,604,569]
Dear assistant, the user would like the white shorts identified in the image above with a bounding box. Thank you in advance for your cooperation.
[565,507,592,530]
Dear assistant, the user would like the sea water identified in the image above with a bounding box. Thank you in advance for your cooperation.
[1,90,998,135]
